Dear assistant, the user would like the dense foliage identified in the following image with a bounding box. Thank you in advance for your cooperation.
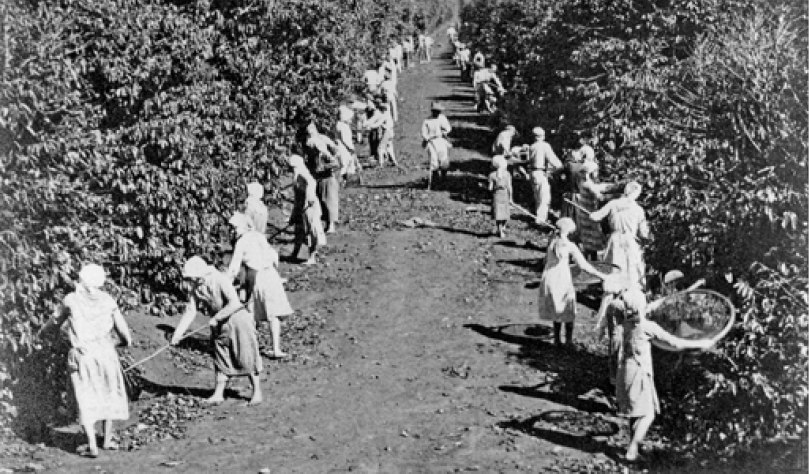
[461,0,807,453]
[0,0,451,435]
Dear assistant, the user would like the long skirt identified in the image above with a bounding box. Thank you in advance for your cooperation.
[604,232,644,286]
[492,188,510,221]
[68,338,129,425]
[212,309,263,376]
[316,176,339,223]
[245,266,293,321]
[530,171,551,223]
[378,128,394,163]
[617,359,659,417]
[538,258,577,323]
[427,138,450,171]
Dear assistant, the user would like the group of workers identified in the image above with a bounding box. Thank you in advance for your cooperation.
[38,25,714,465]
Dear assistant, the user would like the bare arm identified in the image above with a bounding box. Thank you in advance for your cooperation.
[546,144,563,169]
[112,308,132,347]
[647,279,706,312]
[569,243,608,280]
[211,278,244,325]
[647,320,714,351]
[227,238,246,280]
[171,296,199,345]
[590,200,613,222]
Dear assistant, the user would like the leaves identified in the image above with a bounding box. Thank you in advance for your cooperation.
[0,0,451,430]
[463,0,807,454]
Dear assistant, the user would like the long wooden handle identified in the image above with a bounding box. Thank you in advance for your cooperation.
[510,203,557,229]
[123,324,209,373]
[563,197,591,216]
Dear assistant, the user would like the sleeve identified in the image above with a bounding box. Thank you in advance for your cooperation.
[217,274,243,310]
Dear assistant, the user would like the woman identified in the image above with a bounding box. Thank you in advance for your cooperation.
[288,154,326,265]
[227,212,293,359]
[171,256,263,405]
[616,288,713,461]
[590,181,649,287]
[304,123,341,234]
[336,105,361,186]
[421,101,452,187]
[575,162,607,260]
[40,264,131,457]
[488,154,512,238]
[364,101,398,168]
[244,182,268,235]
[538,218,610,345]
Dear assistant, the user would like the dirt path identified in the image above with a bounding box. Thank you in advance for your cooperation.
[34,24,630,474]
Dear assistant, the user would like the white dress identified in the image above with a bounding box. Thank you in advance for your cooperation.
[228,231,294,320]
[59,289,129,425]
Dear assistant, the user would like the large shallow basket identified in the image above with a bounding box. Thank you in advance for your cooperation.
[570,261,620,289]
[647,289,736,351]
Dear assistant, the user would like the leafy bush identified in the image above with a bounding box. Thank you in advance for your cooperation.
[462,0,807,454]
[0,0,451,437]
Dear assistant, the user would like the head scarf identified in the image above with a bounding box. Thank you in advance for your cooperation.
[183,256,211,279]
[247,182,263,199]
[339,105,354,122]
[553,217,576,259]
[624,181,642,199]
[229,212,253,232]
[79,264,106,289]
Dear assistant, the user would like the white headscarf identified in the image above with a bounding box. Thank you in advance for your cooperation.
[183,256,212,279]
[79,264,106,289]
[247,182,263,200]
[229,211,254,233]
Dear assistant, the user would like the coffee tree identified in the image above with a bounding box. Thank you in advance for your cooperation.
[463,0,806,453]
[1,0,450,436]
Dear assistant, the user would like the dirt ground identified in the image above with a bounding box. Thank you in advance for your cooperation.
[4,17,802,474]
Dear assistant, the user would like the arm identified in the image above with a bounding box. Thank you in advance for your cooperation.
[421,120,432,141]
[171,296,198,345]
[364,112,383,130]
[647,279,706,313]
[111,308,132,347]
[569,243,608,280]
[227,238,246,280]
[647,320,714,351]
[440,116,452,136]
[507,175,514,202]
[590,200,613,222]
[638,213,650,239]
[582,181,605,201]
[211,278,245,325]
[546,144,563,169]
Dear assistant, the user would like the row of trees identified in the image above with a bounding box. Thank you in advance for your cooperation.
[462,0,806,454]
[0,0,452,436]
